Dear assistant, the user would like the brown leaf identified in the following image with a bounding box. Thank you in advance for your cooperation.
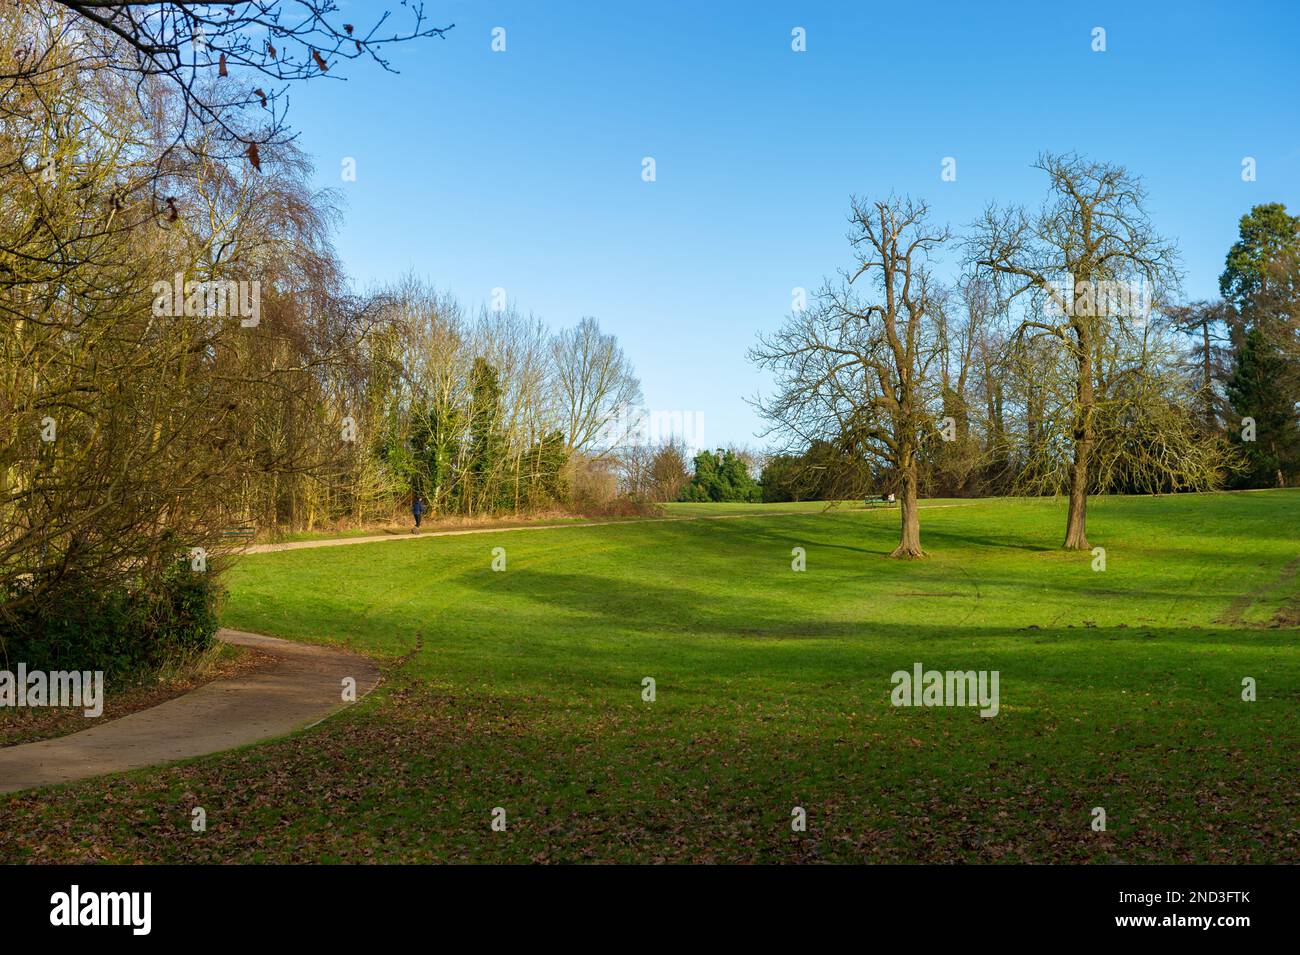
[245,141,261,172]
[218,53,228,77]
[253,88,267,108]
[311,48,328,72]
[267,42,276,59]
[344,23,354,35]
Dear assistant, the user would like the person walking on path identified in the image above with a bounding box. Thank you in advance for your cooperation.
[412,495,425,532]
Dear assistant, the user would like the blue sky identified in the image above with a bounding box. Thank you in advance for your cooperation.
[285,0,1300,449]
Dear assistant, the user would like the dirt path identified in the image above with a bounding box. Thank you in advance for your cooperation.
[0,629,379,794]
[1215,554,1300,627]
[245,502,983,555]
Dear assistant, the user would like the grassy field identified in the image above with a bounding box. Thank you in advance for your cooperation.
[1,491,1297,863]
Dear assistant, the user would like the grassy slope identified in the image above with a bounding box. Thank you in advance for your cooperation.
[2,492,1297,863]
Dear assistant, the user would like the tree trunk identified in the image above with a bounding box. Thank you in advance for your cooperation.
[1063,327,1093,550]
[1064,457,1090,549]
[890,456,923,558]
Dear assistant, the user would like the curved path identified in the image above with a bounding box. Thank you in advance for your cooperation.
[0,629,380,794]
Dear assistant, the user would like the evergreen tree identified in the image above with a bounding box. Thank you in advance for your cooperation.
[681,449,761,502]
[1221,204,1300,487]
[465,357,507,513]
[1226,326,1299,487]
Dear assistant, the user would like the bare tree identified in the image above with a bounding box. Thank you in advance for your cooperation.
[1164,299,1234,429]
[44,1,451,159]
[929,274,994,495]
[970,152,1179,549]
[752,196,950,558]
[550,316,642,457]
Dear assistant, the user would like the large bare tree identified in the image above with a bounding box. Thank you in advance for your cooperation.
[970,153,1179,549]
[753,196,950,558]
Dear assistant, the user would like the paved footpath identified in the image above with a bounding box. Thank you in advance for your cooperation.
[0,630,380,794]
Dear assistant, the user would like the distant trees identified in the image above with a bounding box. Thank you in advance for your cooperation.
[679,449,761,503]
[1165,299,1234,428]
[551,317,643,456]
[1228,324,1298,487]
[139,266,648,530]
[350,284,648,521]
[1220,203,1300,312]
[649,442,691,503]
[1156,203,1300,491]
[760,440,873,503]
[621,438,690,503]
[927,276,992,496]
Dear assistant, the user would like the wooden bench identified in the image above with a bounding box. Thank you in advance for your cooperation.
[863,495,896,508]
[220,524,256,545]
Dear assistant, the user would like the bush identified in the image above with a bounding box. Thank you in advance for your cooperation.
[0,564,222,680]
[681,449,762,502]
[569,456,619,509]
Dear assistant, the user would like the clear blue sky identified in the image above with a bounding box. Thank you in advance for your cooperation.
[286,0,1300,449]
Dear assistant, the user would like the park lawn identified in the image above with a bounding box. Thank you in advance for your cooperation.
[271,498,886,543]
[272,513,635,543]
[1,491,1297,863]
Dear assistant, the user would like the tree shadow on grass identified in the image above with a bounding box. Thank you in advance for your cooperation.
[920,526,1057,553]
[690,510,1061,557]
[441,564,1298,654]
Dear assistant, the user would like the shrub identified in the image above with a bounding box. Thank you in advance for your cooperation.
[569,456,619,509]
[0,564,222,680]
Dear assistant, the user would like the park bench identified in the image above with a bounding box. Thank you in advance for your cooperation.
[863,494,896,508]
[220,524,257,545]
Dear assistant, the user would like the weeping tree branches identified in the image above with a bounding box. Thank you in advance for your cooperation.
[0,5,384,620]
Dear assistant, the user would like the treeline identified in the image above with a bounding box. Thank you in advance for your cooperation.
[312,288,643,528]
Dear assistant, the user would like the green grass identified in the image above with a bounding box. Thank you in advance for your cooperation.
[273,513,625,543]
[2,491,1297,863]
